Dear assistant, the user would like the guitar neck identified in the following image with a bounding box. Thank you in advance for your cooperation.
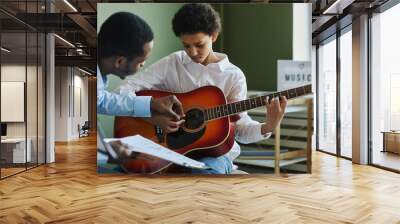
[204,84,312,121]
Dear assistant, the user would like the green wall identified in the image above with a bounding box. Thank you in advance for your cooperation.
[218,4,293,91]
[97,3,184,137]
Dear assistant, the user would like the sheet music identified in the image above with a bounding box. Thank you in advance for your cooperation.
[104,135,210,170]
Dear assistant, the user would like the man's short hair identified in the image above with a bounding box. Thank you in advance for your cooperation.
[172,3,221,36]
[98,12,153,60]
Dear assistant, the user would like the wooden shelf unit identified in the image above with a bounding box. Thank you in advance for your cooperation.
[234,96,313,175]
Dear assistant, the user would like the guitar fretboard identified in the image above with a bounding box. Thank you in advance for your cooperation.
[204,84,312,121]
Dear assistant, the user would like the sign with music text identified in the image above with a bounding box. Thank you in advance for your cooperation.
[277,60,311,91]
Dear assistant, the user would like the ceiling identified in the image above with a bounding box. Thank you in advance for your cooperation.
[0,0,98,72]
[0,0,395,71]
[311,0,390,44]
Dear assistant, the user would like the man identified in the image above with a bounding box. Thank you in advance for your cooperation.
[118,4,287,174]
[97,12,184,133]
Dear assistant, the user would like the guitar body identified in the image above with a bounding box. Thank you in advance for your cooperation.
[114,86,235,174]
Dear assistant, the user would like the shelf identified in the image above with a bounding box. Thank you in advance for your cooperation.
[234,157,307,168]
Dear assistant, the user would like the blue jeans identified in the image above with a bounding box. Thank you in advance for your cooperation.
[191,155,233,174]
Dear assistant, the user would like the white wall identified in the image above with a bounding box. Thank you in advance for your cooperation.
[293,3,313,150]
[1,65,42,137]
[72,72,89,138]
[54,67,69,141]
[1,65,26,139]
[293,3,312,62]
[54,67,89,141]
[1,64,46,164]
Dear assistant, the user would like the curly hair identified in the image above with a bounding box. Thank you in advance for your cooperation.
[172,3,221,36]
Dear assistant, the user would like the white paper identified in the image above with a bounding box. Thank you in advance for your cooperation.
[104,135,210,170]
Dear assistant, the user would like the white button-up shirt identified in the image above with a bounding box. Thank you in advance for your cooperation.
[117,51,271,161]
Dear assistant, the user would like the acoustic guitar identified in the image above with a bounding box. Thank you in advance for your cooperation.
[114,84,312,174]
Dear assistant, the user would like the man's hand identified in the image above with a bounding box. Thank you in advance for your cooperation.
[150,95,185,120]
[147,95,185,133]
[144,115,185,133]
[261,96,287,135]
[108,140,139,164]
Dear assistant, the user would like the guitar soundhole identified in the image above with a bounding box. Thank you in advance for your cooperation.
[184,108,205,130]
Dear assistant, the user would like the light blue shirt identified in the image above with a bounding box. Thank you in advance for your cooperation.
[97,66,152,117]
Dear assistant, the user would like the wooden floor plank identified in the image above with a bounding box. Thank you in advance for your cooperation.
[0,134,400,223]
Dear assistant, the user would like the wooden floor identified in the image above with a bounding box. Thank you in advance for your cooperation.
[1,163,45,178]
[1,167,26,178]
[1,134,400,223]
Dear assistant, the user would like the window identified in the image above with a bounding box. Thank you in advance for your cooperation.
[317,36,337,154]
[0,1,47,179]
[370,2,400,171]
[339,28,352,158]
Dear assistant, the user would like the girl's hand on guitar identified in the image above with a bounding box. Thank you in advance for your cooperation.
[261,96,287,135]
